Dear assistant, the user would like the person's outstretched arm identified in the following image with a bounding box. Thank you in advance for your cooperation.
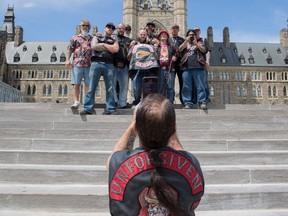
[106,107,138,168]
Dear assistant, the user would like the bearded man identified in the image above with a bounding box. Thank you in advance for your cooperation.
[66,19,93,109]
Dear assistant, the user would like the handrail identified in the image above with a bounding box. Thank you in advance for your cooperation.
[0,81,23,102]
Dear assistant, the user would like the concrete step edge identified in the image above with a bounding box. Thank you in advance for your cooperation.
[0,209,288,216]
[0,183,287,195]
[1,163,288,170]
[1,150,288,154]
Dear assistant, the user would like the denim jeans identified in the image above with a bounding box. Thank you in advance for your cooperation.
[71,66,90,85]
[114,66,129,107]
[159,68,176,103]
[83,62,116,112]
[132,70,158,106]
[182,68,207,106]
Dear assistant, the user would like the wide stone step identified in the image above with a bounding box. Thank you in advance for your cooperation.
[0,150,288,166]
[1,121,288,131]
[0,184,287,211]
[1,128,288,139]
[0,164,287,185]
[1,138,288,151]
[1,210,288,216]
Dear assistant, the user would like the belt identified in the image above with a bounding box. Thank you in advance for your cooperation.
[161,66,167,70]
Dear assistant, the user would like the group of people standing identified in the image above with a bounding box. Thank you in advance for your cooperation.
[66,18,210,115]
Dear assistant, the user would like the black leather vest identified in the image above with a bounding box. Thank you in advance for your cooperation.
[109,147,205,216]
[91,36,116,63]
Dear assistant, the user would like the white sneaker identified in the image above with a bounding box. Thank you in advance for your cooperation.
[71,101,80,109]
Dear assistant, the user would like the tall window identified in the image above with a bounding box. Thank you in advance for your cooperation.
[48,84,52,97]
[257,85,262,97]
[210,86,215,97]
[273,85,277,97]
[64,84,68,97]
[236,86,241,97]
[58,84,63,97]
[42,84,47,96]
[252,86,256,97]
[284,86,287,98]
[32,85,36,95]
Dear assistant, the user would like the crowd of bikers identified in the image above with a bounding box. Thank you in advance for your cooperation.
[66,19,210,115]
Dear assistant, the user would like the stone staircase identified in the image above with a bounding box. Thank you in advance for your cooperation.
[0,103,287,216]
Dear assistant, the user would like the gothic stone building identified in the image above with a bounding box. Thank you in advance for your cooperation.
[1,2,288,104]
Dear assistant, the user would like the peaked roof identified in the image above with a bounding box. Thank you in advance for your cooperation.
[5,41,68,65]
[210,42,288,67]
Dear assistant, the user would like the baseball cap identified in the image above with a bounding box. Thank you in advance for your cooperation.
[106,22,116,30]
[171,24,180,29]
[193,27,201,31]
[146,22,155,27]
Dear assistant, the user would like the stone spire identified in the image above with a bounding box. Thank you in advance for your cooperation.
[0,6,15,41]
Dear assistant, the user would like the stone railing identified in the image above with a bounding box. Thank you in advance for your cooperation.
[0,81,23,102]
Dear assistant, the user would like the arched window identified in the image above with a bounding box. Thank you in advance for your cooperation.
[48,84,52,97]
[32,85,36,95]
[96,84,101,97]
[60,53,66,62]
[37,45,42,51]
[42,84,47,96]
[239,54,245,64]
[32,53,39,62]
[50,53,57,62]
[273,85,277,97]
[252,86,256,97]
[64,84,68,96]
[52,45,57,51]
[27,85,31,95]
[248,54,255,64]
[210,86,215,97]
[257,85,262,97]
[236,86,241,97]
[242,86,247,97]
[268,86,272,97]
[13,52,20,62]
[58,84,63,96]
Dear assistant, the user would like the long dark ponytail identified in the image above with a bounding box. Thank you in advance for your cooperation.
[150,149,184,215]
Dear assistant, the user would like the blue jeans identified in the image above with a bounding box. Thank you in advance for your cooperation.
[159,68,175,103]
[132,70,158,106]
[83,62,116,112]
[182,68,207,106]
[114,66,129,107]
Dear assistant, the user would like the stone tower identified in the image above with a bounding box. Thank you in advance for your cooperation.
[280,28,288,48]
[14,26,23,47]
[123,0,187,38]
[0,6,15,42]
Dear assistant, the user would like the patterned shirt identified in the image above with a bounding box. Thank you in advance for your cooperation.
[67,34,92,67]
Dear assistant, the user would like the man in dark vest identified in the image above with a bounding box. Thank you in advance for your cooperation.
[169,24,185,105]
[107,93,205,216]
[114,23,132,109]
[128,29,160,107]
[80,22,119,115]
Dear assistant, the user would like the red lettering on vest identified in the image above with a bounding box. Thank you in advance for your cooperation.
[110,150,203,201]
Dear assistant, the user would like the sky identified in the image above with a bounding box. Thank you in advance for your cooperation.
[0,0,287,43]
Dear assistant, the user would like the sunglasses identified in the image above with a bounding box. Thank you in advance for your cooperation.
[106,25,115,30]
[81,25,89,27]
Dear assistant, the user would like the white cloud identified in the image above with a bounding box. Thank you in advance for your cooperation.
[22,2,35,8]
